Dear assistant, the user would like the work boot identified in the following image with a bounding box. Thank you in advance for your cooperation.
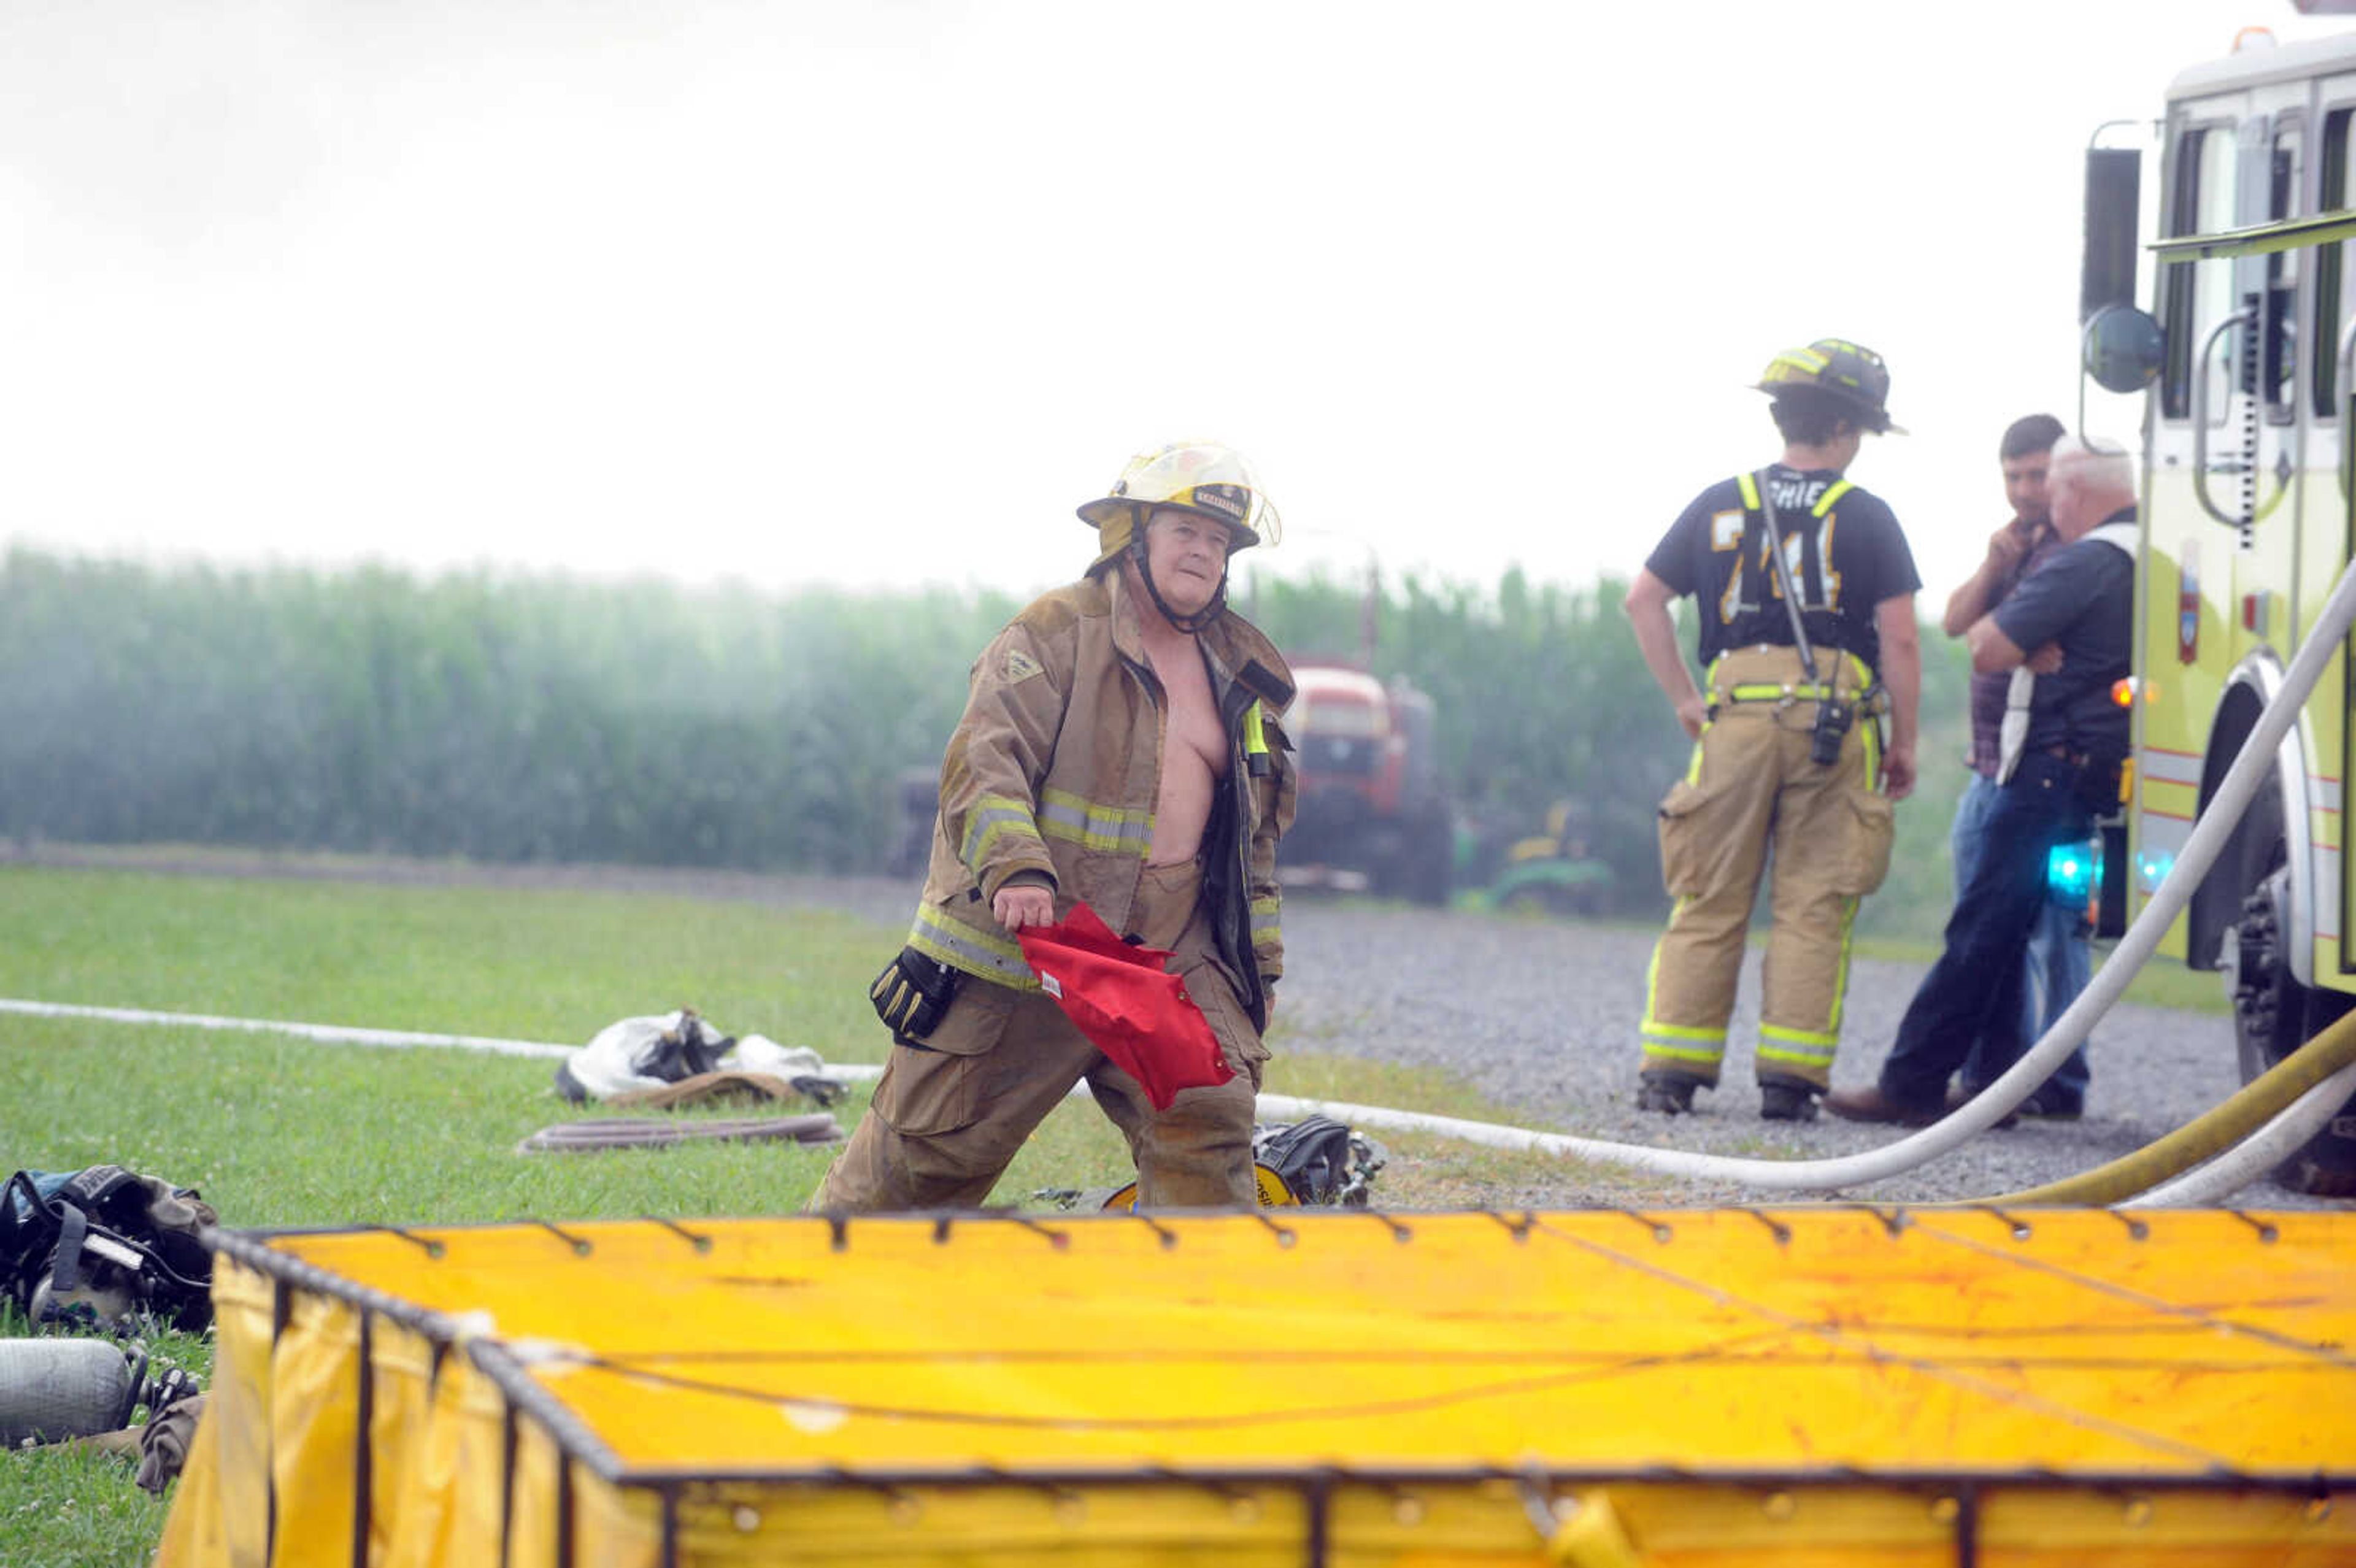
[1636,1072,1700,1115]
[1758,1080,1819,1123]
[1823,1083,1942,1127]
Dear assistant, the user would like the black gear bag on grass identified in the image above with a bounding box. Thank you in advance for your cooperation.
[0,1166,217,1332]
[1252,1116,1387,1207]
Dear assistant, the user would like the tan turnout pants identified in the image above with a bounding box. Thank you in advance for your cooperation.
[813,859,1268,1211]
[1639,645,1895,1091]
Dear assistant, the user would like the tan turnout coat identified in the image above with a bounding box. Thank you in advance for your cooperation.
[901,569,1296,1029]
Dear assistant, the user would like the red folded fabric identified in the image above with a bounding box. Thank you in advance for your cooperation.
[1015,901,1234,1112]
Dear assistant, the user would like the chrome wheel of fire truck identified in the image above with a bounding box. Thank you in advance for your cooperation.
[2230,867,2356,1197]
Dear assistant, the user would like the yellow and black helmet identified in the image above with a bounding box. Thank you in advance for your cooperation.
[1077,441,1284,571]
[1754,339,1906,436]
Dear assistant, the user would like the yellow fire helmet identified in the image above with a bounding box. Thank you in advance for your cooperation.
[1076,440,1284,572]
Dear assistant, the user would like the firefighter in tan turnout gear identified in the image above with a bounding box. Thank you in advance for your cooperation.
[1623,340,1922,1121]
[813,442,1296,1211]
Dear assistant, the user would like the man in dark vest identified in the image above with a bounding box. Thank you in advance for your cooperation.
[1938,413,2095,1121]
[1828,436,2136,1124]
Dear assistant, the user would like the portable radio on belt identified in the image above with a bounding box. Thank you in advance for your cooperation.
[1755,471,1854,768]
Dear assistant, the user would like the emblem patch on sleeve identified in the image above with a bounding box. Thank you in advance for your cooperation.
[1003,647,1044,683]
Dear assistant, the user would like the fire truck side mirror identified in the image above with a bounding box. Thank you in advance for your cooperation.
[2081,145,2142,325]
[2084,303,2166,394]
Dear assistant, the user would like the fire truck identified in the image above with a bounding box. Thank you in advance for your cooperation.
[2080,21,2356,1191]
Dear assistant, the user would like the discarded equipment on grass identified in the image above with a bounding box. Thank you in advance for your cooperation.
[0,1166,216,1332]
[0,1336,198,1450]
[552,1008,845,1107]
[1252,1114,1385,1205]
[515,1114,845,1154]
[534,1009,852,1153]
[1050,1115,1388,1211]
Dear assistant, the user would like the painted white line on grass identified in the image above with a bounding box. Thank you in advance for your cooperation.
[0,996,586,1059]
[0,996,885,1080]
[5,997,574,1063]
[0,996,891,1080]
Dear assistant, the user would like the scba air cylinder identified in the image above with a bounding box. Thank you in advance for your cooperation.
[0,1338,139,1447]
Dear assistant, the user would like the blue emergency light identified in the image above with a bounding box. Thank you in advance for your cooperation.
[2047,838,2098,908]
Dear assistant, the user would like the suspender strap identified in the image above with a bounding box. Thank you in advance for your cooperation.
[1734,474,1768,613]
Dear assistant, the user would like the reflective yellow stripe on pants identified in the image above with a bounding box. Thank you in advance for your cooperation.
[1639,645,1884,1092]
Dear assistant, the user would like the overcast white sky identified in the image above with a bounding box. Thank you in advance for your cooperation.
[4,1,2351,608]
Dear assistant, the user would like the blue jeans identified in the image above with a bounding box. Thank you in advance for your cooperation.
[1881,753,2098,1113]
[1949,771,2092,1107]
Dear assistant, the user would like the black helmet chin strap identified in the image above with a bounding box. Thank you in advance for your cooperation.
[1128,533,1226,632]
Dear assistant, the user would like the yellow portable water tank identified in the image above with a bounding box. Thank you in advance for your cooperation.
[160,1208,2356,1566]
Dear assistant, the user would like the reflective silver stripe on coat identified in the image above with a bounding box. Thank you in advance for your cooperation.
[1038,787,1155,855]
[961,795,1046,879]
[1250,894,1281,946]
[909,903,1039,987]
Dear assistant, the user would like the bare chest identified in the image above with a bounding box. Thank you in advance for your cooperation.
[1153,645,1229,777]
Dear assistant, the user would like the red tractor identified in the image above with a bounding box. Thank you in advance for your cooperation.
[1277,664,1453,905]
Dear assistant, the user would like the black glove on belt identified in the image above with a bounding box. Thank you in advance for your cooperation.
[869,947,961,1042]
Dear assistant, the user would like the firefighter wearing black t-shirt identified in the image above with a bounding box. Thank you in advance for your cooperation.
[1622,340,1923,1121]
